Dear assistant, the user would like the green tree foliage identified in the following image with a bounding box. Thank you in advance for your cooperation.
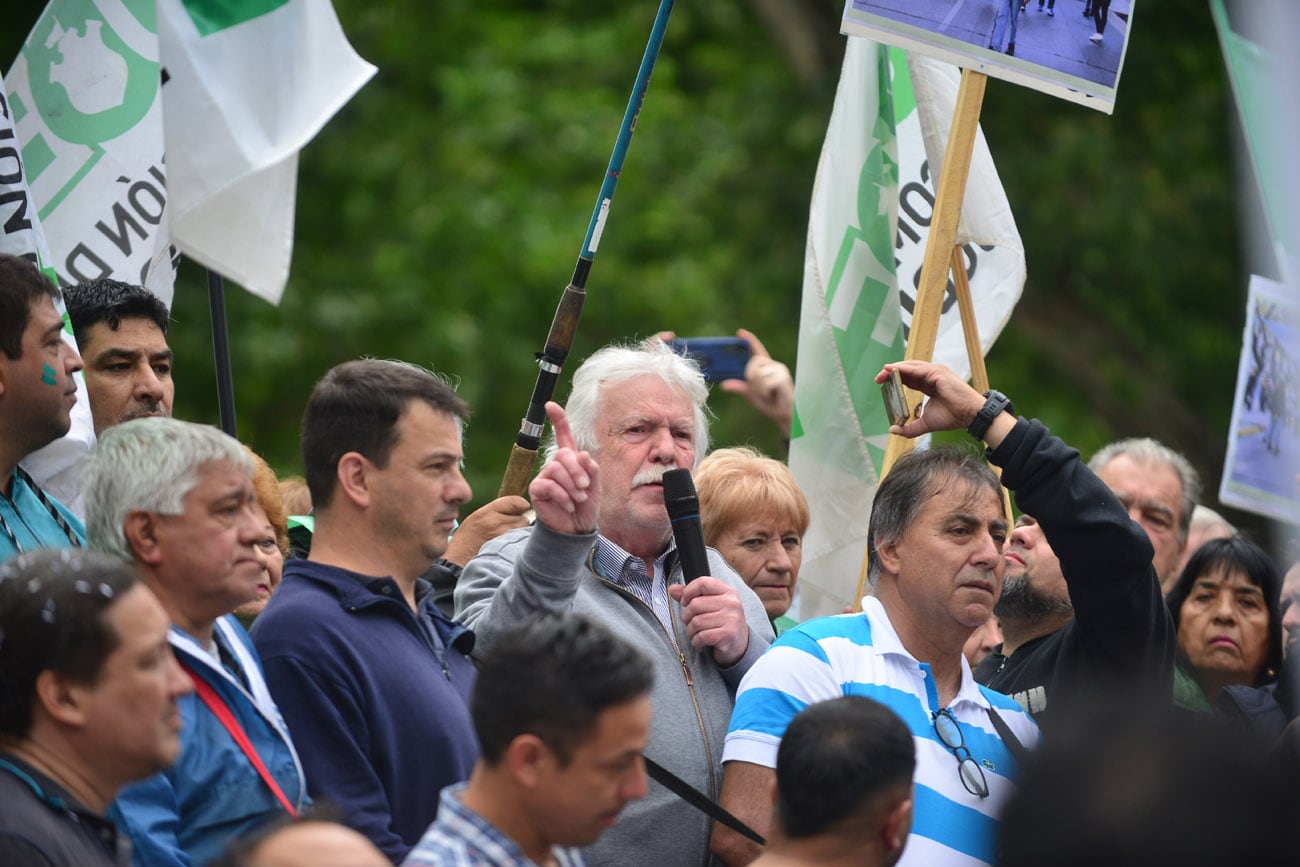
[1,0,1263,532]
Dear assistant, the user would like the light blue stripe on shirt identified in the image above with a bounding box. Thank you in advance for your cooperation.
[722,597,1038,867]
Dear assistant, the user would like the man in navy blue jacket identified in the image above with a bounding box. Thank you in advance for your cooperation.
[251,359,481,862]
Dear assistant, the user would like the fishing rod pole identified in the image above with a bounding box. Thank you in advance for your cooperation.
[499,0,676,496]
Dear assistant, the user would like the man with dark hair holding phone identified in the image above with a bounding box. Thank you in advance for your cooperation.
[878,361,1175,727]
[717,433,1036,866]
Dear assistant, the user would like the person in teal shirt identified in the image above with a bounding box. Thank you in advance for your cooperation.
[0,254,86,562]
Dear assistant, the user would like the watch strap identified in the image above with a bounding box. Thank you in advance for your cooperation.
[967,389,1014,440]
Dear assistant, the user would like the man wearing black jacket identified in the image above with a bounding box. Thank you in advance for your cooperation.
[882,361,1176,725]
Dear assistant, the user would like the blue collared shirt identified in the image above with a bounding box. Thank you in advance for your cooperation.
[592,535,679,650]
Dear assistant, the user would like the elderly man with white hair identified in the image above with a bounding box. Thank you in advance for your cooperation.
[456,340,773,867]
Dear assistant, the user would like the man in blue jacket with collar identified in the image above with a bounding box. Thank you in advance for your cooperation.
[251,359,481,862]
[83,417,308,866]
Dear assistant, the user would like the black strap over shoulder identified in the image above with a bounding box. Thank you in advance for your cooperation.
[643,756,766,846]
[986,704,1033,768]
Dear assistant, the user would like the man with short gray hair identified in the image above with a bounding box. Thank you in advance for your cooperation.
[83,417,306,867]
[1088,437,1200,594]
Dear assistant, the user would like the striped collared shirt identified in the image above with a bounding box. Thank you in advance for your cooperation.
[724,597,1039,867]
[402,784,586,867]
[592,535,679,650]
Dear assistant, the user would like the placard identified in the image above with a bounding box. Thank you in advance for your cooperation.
[843,0,1135,113]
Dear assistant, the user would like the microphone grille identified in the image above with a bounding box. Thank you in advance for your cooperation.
[661,468,699,519]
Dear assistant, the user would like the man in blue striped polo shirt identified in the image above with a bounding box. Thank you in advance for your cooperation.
[713,360,1039,867]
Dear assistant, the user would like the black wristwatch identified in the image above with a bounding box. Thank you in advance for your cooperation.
[967,389,1014,440]
[433,557,463,579]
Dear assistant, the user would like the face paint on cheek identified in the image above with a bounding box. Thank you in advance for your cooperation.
[41,364,57,386]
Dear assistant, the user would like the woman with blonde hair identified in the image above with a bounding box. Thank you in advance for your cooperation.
[235,447,289,621]
[695,446,809,633]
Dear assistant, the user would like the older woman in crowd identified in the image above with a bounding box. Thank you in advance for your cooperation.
[234,448,290,622]
[1167,535,1283,713]
[695,446,809,633]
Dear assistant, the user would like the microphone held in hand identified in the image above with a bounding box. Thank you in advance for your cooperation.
[663,468,710,582]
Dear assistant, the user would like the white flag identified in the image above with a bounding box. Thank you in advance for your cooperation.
[5,0,375,306]
[158,0,376,303]
[789,40,1025,620]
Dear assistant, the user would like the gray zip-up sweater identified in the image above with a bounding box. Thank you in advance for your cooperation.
[456,522,774,867]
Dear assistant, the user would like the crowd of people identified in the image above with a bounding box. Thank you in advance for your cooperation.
[1,251,1298,866]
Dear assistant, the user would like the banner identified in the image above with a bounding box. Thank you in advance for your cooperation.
[1218,275,1298,525]
[5,0,375,306]
[0,67,96,512]
[789,40,1025,620]
[6,0,176,303]
[158,0,376,303]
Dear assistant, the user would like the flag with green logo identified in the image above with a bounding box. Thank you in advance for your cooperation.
[788,40,1024,619]
[5,0,374,306]
[0,68,96,511]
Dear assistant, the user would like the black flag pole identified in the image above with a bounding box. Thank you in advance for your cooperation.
[206,267,238,439]
[498,0,675,497]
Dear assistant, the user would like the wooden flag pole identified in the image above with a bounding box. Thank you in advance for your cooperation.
[952,244,1015,523]
[879,68,987,472]
[853,68,988,606]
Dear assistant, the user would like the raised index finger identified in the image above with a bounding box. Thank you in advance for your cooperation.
[545,401,578,453]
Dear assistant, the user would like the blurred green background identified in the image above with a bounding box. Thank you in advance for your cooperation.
[2,1,1282,538]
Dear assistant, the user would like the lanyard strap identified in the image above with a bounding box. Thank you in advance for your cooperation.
[0,468,83,554]
[178,661,298,817]
[985,704,1033,767]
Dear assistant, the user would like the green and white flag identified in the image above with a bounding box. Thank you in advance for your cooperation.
[6,1,176,301]
[158,0,375,302]
[5,0,375,306]
[789,40,1024,619]
[1208,0,1294,269]
[0,68,95,512]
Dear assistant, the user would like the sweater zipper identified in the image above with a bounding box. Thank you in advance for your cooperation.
[592,565,717,801]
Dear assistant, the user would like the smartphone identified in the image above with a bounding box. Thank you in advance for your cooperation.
[881,368,910,427]
[665,337,752,384]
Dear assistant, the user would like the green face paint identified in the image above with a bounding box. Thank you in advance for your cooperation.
[41,364,57,386]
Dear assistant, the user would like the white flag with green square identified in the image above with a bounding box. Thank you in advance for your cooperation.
[789,40,1025,619]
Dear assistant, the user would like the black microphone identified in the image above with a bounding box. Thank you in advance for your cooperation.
[663,467,710,582]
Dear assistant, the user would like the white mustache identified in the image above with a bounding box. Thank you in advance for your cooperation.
[631,466,670,488]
